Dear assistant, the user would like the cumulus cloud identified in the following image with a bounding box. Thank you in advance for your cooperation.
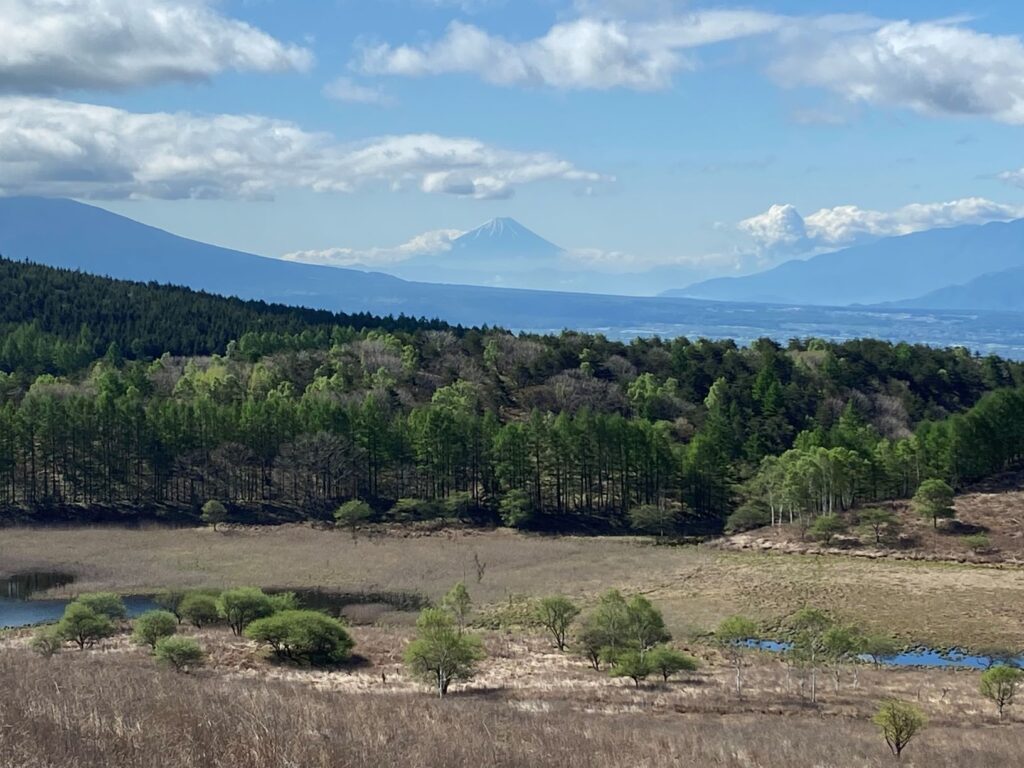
[773,20,1024,124]
[0,97,605,200]
[323,77,394,106]
[0,0,312,93]
[740,198,1024,256]
[283,229,464,267]
[358,11,783,90]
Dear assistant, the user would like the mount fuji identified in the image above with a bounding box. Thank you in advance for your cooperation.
[382,217,570,290]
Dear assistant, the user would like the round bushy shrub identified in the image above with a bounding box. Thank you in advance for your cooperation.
[132,610,178,649]
[245,610,354,666]
[155,636,205,673]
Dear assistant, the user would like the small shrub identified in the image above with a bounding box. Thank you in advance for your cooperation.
[219,587,276,636]
[405,608,484,698]
[809,515,847,545]
[132,610,178,649]
[964,533,992,553]
[535,596,580,651]
[75,592,126,621]
[725,503,770,533]
[58,603,115,650]
[609,650,652,688]
[179,592,221,628]
[154,590,186,622]
[980,665,1024,721]
[873,700,925,760]
[201,500,228,531]
[30,627,64,657]
[334,500,373,529]
[388,498,444,522]
[155,636,205,673]
[647,645,699,682]
[245,610,354,666]
[498,489,534,528]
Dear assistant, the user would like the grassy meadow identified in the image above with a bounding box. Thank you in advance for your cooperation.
[4,524,1024,647]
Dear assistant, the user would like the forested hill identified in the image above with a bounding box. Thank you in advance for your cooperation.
[1,256,1023,532]
[0,257,453,369]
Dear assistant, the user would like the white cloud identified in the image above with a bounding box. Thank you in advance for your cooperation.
[323,77,394,106]
[0,97,605,200]
[740,198,1024,255]
[773,20,1024,124]
[0,0,312,93]
[358,11,784,90]
[283,229,464,267]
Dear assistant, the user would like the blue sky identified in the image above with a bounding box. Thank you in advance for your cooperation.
[6,0,1024,291]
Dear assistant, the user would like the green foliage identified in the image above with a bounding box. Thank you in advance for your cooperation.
[30,626,64,658]
[334,500,373,529]
[786,608,835,703]
[2,257,1024,535]
[154,636,205,673]
[857,508,899,546]
[964,533,992,553]
[628,504,685,538]
[201,500,228,530]
[725,502,771,533]
[610,650,652,687]
[535,596,580,651]
[388,498,445,522]
[873,700,925,759]
[980,665,1024,721]
[647,645,699,682]
[860,634,900,667]
[58,603,115,650]
[269,592,300,613]
[404,608,485,698]
[244,610,354,666]
[441,582,473,632]
[154,590,186,623]
[913,479,956,529]
[74,593,126,621]
[498,490,534,528]
[132,610,178,649]
[179,592,222,628]
[576,591,671,670]
[716,615,759,695]
[808,515,847,545]
[218,587,276,636]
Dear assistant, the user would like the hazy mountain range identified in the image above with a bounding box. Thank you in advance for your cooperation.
[667,219,1024,309]
[3,197,1024,357]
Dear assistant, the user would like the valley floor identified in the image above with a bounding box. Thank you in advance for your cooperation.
[4,523,1024,649]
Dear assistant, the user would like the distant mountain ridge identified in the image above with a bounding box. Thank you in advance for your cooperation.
[5,197,1024,355]
[383,216,566,289]
[665,219,1024,308]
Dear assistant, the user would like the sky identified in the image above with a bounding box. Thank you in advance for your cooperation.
[6,0,1024,291]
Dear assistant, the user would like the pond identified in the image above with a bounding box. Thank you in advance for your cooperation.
[746,640,1023,670]
[0,572,160,629]
[0,574,428,630]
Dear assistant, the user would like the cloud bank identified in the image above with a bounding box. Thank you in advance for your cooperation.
[358,11,783,90]
[740,198,1024,256]
[283,229,465,268]
[0,0,312,93]
[0,97,604,200]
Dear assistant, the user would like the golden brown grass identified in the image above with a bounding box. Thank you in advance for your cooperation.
[2,621,1023,768]
[4,524,1024,647]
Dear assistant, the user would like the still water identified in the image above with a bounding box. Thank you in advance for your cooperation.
[0,572,159,628]
[747,639,1022,671]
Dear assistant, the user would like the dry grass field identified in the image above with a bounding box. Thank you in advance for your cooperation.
[2,619,1022,768]
[4,524,1024,647]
